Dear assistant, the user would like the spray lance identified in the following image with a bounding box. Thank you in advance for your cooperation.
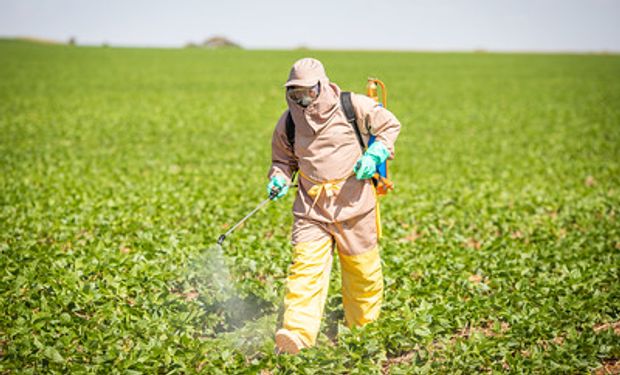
[217,176,297,246]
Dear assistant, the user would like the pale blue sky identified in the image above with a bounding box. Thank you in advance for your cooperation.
[1,0,619,51]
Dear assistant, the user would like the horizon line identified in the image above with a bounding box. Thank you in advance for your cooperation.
[3,36,620,55]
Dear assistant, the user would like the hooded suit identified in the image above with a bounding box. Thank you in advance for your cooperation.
[270,58,401,351]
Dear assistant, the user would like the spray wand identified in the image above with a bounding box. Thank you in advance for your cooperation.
[217,178,296,245]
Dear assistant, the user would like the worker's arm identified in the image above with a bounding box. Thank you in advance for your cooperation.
[267,111,298,186]
[351,94,401,159]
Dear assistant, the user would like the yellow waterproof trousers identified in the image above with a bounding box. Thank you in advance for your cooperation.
[280,209,383,348]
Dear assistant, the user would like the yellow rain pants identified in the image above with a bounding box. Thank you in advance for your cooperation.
[280,208,383,348]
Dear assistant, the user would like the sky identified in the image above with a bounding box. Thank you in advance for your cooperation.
[1,0,619,52]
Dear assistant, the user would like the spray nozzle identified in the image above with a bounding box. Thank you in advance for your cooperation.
[217,234,226,246]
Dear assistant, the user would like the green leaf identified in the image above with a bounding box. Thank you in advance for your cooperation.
[43,346,65,363]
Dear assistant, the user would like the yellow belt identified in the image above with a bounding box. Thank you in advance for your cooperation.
[298,170,353,209]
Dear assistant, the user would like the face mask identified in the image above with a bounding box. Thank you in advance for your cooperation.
[297,95,314,107]
[287,83,320,108]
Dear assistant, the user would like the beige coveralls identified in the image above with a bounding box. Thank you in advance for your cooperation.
[269,60,401,350]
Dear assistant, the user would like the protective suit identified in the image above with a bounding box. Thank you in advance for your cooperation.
[269,58,401,354]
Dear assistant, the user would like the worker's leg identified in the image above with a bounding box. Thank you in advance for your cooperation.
[276,218,333,353]
[331,209,383,327]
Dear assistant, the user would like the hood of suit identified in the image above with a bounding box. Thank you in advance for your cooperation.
[285,58,341,134]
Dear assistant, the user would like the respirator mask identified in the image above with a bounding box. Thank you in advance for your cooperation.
[287,82,320,107]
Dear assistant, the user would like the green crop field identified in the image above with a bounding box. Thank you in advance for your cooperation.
[1,39,619,373]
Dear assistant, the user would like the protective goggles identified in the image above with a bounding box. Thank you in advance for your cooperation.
[286,82,320,102]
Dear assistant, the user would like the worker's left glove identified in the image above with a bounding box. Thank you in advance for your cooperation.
[353,141,390,180]
[267,175,289,200]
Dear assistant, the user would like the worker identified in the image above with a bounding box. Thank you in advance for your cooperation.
[267,58,401,354]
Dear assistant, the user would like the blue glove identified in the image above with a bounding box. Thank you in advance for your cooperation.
[353,141,390,180]
[267,176,289,200]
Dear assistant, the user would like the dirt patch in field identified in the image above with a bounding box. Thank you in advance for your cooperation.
[593,321,620,335]
[594,359,619,375]
[382,350,416,374]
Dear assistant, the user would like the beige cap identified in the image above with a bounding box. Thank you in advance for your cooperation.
[284,58,327,87]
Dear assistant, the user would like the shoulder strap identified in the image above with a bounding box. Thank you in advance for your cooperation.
[340,92,365,152]
[285,110,295,149]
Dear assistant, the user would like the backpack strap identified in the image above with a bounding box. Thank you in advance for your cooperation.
[285,110,295,150]
[340,92,366,152]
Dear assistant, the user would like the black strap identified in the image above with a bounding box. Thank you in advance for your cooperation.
[340,91,366,152]
[285,111,295,150]
[284,92,364,152]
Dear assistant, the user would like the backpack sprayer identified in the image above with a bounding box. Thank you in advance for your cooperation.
[366,78,394,196]
[217,78,393,245]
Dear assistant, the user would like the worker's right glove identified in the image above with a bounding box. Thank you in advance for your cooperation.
[353,141,390,180]
[267,175,289,200]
